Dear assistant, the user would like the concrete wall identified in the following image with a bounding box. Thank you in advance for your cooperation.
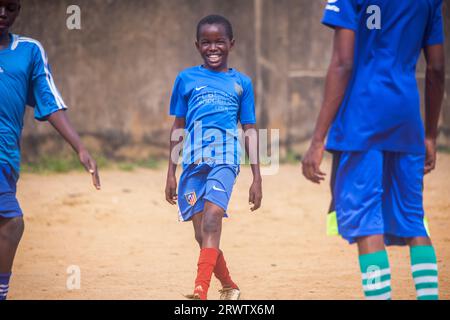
[14,0,256,161]
[11,0,450,161]
[441,0,450,148]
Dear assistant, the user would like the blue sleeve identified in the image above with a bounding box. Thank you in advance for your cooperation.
[29,42,68,121]
[169,75,188,118]
[322,0,359,31]
[239,78,256,125]
[423,0,444,47]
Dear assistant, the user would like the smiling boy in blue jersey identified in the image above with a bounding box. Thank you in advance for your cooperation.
[303,0,445,300]
[0,0,100,300]
[165,15,262,300]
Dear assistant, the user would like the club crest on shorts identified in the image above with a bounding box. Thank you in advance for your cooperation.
[185,191,197,206]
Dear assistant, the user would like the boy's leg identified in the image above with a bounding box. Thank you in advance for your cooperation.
[215,251,239,290]
[406,237,439,300]
[192,201,223,300]
[191,211,220,300]
[357,235,385,255]
[0,217,24,300]
[190,164,239,300]
[383,153,437,299]
[204,165,240,296]
[357,235,392,300]
[201,201,223,248]
[192,212,204,248]
[334,151,392,300]
[191,211,238,293]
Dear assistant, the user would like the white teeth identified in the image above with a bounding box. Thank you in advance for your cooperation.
[208,55,220,63]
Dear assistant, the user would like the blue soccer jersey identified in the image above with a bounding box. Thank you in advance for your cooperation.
[322,0,444,154]
[169,66,256,168]
[0,34,67,179]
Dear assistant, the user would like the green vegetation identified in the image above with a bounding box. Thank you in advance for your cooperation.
[281,149,301,164]
[437,145,450,154]
[22,154,90,174]
[24,146,450,175]
[21,154,161,174]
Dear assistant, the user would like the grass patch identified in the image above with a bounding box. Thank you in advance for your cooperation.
[437,145,450,153]
[281,150,301,164]
[135,158,160,169]
[22,155,161,174]
[116,157,161,172]
[117,162,136,172]
[22,155,86,174]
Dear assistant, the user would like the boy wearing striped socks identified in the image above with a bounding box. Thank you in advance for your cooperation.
[302,0,444,300]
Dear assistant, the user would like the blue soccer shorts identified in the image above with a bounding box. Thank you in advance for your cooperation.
[331,150,429,246]
[0,164,23,219]
[177,163,239,222]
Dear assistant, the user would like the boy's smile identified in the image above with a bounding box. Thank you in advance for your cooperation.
[196,23,235,72]
[0,0,20,36]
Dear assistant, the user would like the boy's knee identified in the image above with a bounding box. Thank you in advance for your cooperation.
[406,236,432,247]
[202,221,219,234]
[202,212,221,234]
[0,217,25,245]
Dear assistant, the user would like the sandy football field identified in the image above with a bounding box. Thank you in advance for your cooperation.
[8,154,450,300]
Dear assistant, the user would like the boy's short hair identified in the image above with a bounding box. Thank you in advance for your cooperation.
[196,15,234,41]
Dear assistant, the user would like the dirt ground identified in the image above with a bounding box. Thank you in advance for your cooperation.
[9,154,450,300]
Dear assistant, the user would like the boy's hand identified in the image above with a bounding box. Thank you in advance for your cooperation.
[78,149,101,190]
[302,141,326,184]
[424,138,437,175]
[249,178,262,212]
[47,111,100,190]
[165,174,178,205]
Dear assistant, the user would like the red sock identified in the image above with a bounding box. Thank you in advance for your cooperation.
[214,250,239,289]
[194,248,220,300]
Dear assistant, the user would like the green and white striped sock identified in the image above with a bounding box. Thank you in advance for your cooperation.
[410,245,439,300]
[359,250,392,300]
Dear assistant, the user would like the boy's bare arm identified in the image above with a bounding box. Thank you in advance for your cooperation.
[424,44,446,174]
[48,110,100,190]
[243,124,262,211]
[302,28,355,184]
[165,117,185,205]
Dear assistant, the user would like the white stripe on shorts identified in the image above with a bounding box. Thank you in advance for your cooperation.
[411,263,438,273]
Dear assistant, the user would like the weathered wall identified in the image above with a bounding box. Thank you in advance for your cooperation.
[441,0,450,148]
[11,0,450,161]
[14,0,256,160]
